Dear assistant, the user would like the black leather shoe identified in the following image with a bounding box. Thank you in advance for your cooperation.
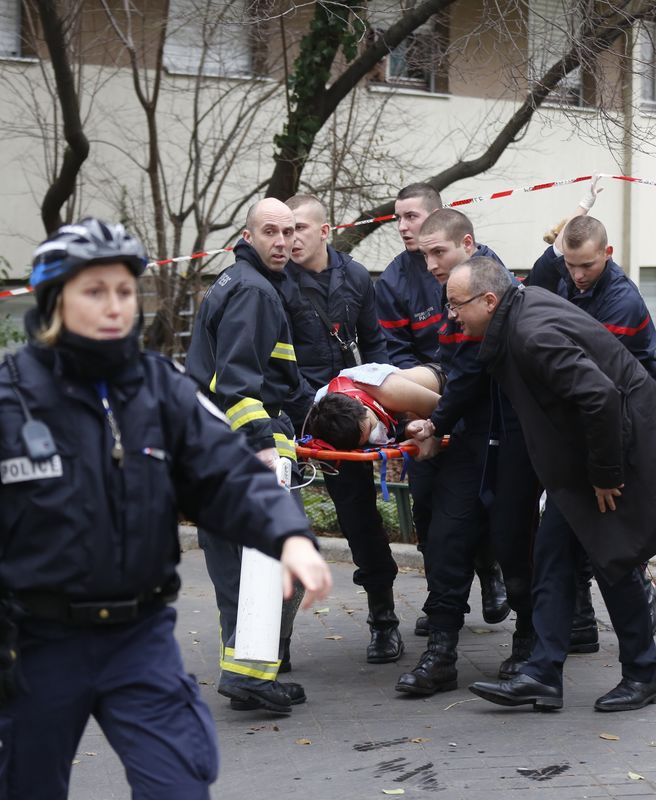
[594,678,656,712]
[477,563,511,624]
[469,674,563,711]
[414,615,429,636]
[219,680,306,713]
[396,630,458,695]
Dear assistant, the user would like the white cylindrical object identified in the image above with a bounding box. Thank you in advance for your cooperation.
[234,547,283,662]
[234,457,291,662]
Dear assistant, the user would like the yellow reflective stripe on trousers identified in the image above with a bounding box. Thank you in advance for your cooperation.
[209,373,217,394]
[220,646,280,680]
[270,342,296,361]
[226,397,269,431]
[273,433,297,461]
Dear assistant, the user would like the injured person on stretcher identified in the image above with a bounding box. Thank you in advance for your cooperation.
[307,362,445,450]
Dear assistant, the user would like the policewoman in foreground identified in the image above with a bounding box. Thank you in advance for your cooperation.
[0,218,332,799]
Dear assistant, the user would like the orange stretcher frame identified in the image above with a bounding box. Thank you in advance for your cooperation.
[295,437,449,462]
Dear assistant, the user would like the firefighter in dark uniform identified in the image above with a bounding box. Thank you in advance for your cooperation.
[526,194,656,658]
[375,184,509,633]
[186,198,310,713]
[279,194,403,664]
[0,218,331,799]
[396,209,540,696]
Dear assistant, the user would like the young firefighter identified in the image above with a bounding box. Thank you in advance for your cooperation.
[376,184,509,633]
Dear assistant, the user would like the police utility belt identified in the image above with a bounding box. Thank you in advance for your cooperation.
[15,585,179,626]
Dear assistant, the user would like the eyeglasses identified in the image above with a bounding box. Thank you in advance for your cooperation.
[444,292,486,316]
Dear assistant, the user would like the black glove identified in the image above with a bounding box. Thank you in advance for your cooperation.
[0,604,20,706]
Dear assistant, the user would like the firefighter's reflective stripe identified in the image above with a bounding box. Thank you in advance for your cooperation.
[220,645,280,679]
[273,433,296,461]
[226,397,269,431]
[270,342,296,362]
[209,372,218,394]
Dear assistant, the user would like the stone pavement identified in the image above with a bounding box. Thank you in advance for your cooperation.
[69,541,656,800]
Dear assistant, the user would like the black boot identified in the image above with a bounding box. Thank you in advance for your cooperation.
[414,615,429,636]
[498,629,535,679]
[366,589,404,664]
[477,562,511,624]
[641,568,656,636]
[395,630,458,695]
[569,575,599,654]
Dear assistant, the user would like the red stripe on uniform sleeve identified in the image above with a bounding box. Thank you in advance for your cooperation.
[604,315,650,337]
[379,318,410,329]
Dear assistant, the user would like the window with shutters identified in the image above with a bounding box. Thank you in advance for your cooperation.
[164,0,253,78]
[528,0,592,107]
[368,1,449,94]
[639,22,656,107]
[0,0,21,59]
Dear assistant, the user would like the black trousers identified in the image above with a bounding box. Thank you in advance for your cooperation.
[406,456,439,552]
[323,460,398,594]
[423,428,539,631]
[523,498,656,689]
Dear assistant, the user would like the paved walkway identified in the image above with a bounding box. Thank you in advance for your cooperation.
[69,545,656,800]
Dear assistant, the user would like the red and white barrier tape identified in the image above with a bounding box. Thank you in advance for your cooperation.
[1,173,653,296]
[0,286,33,299]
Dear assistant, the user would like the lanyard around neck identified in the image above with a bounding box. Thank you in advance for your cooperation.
[95,381,124,467]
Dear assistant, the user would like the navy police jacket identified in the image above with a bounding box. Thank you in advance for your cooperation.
[186,240,300,455]
[527,247,656,379]
[0,344,312,599]
[279,246,388,429]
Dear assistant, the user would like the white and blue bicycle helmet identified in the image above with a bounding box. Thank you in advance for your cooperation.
[31,218,148,315]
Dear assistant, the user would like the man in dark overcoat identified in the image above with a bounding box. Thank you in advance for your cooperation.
[421,256,656,712]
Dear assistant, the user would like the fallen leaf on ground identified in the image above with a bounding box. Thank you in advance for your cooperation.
[448,742,457,747]
[599,733,619,741]
[649,742,656,747]
[410,738,430,744]
[344,609,355,614]
[295,738,312,745]
[470,628,492,635]
[83,752,97,757]
[72,760,81,766]
[314,608,330,615]
[382,790,405,795]
[272,725,279,732]
[325,635,343,640]
[628,772,645,781]
[356,590,366,594]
